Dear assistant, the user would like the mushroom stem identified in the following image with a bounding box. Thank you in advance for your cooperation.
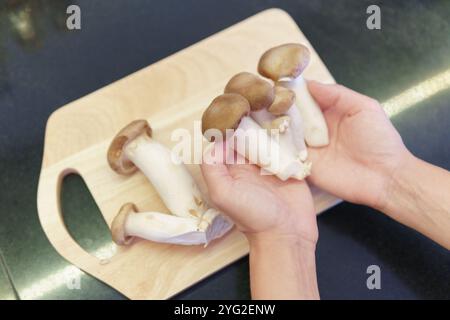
[251,109,287,132]
[125,211,205,245]
[278,76,329,147]
[108,120,233,246]
[124,134,205,219]
[233,116,311,181]
[284,104,308,161]
[113,204,231,246]
[251,108,307,161]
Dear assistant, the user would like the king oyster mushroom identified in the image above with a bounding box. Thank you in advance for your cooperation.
[108,120,233,245]
[258,43,329,147]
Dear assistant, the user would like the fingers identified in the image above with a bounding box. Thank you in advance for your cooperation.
[307,80,379,113]
[226,152,259,176]
[228,162,261,178]
[201,141,233,200]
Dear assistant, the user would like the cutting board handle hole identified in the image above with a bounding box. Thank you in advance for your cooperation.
[61,173,116,260]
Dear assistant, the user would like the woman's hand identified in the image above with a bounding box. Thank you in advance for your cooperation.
[306,81,411,210]
[201,143,320,299]
[306,81,450,249]
[201,142,317,245]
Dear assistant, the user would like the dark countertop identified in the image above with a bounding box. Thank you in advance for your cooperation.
[0,0,449,300]
[0,251,17,300]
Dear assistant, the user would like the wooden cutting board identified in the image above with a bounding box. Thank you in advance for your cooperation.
[36,8,340,299]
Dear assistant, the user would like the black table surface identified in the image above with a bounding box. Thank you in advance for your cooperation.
[0,0,449,300]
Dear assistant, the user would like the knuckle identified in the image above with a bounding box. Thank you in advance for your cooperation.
[368,97,381,108]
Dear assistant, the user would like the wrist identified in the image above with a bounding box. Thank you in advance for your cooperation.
[247,231,317,254]
[370,150,417,212]
[248,230,319,299]
[374,151,420,213]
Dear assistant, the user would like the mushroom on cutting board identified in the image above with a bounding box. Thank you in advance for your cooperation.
[111,203,231,246]
[258,43,329,147]
[202,93,310,181]
[108,120,233,245]
[225,72,308,162]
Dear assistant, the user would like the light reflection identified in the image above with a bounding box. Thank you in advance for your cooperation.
[8,4,36,43]
[382,68,450,117]
[21,243,116,300]
[1,0,71,46]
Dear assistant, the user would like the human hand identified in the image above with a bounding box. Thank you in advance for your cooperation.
[201,142,318,246]
[306,81,412,210]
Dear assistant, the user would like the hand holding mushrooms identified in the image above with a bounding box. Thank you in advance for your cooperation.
[201,76,450,300]
[199,42,450,300]
[305,81,450,250]
[202,43,329,181]
[198,43,327,299]
[201,141,319,299]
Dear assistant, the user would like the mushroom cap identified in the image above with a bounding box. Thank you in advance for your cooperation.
[201,93,250,141]
[111,202,137,246]
[107,119,152,175]
[258,43,311,81]
[224,72,274,111]
[268,86,296,115]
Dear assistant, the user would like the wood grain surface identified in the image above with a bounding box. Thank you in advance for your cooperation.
[37,8,340,299]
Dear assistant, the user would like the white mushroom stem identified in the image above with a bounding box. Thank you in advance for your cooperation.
[124,209,230,245]
[251,108,308,161]
[124,134,205,219]
[251,109,288,132]
[232,116,311,180]
[198,208,233,242]
[278,76,329,147]
[284,104,308,161]
[122,134,233,244]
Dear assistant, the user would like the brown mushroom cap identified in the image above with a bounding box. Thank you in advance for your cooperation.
[201,93,250,141]
[268,86,296,115]
[107,119,152,175]
[258,43,311,81]
[111,202,137,246]
[224,72,274,111]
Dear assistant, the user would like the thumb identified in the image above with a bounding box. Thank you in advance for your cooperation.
[201,141,233,201]
[308,80,379,113]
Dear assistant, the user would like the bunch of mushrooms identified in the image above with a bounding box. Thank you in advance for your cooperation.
[258,43,329,147]
[202,43,328,181]
[108,120,233,246]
